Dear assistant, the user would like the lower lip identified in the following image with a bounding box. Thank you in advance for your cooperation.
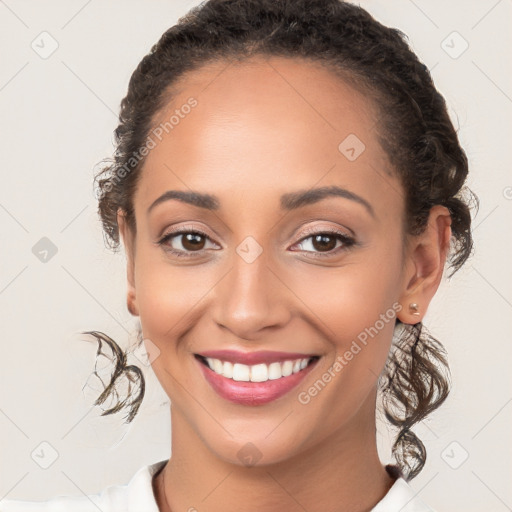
[196,356,319,406]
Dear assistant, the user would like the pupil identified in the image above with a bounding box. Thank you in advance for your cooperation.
[313,234,336,252]
[183,233,205,251]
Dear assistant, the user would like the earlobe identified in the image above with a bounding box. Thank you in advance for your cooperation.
[397,205,452,325]
[117,209,139,317]
[127,294,139,316]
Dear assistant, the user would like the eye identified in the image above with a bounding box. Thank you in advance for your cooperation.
[157,227,219,258]
[290,229,356,258]
[156,226,356,259]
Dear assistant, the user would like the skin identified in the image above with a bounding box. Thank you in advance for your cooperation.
[117,56,452,512]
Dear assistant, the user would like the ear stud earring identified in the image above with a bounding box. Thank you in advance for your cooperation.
[409,303,420,316]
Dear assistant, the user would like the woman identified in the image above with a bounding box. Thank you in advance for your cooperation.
[1,0,476,510]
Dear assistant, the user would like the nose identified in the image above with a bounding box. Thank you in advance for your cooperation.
[210,249,292,341]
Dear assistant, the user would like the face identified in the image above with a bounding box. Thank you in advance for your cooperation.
[119,56,422,466]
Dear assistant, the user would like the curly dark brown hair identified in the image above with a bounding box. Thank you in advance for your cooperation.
[82,0,478,481]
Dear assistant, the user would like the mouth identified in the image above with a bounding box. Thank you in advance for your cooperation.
[194,353,320,381]
[194,352,321,405]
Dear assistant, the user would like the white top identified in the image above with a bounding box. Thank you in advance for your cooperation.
[0,460,435,511]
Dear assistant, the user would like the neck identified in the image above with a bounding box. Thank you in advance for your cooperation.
[154,401,395,512]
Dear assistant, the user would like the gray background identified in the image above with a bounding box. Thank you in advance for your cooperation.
[1,1,511,510]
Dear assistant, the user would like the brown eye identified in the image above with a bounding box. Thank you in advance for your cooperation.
[291,230,356,258]
[180,232,206,251]
[157,229,219,257]
[310,234,338,252]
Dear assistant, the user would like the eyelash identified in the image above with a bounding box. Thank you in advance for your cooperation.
[156,226,356,259]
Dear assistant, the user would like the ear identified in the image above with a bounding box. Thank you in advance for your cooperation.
[397,205,452,324]
[117,209,139,317]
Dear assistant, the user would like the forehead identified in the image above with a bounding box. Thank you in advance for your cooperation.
[135,56,400,221]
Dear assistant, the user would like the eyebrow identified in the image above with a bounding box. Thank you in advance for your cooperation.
[147,185,375,218]
[280,185,375,217]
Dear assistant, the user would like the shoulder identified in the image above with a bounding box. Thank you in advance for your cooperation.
[371,476,436,512]
[0,460,167,512]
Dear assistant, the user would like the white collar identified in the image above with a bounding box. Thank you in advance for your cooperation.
[370,477,435,511]
[127,460,435,512]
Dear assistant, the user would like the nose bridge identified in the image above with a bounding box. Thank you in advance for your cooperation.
[212,238,290,338]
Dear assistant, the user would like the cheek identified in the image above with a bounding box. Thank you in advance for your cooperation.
[292,266,399,432]
[288,247,402,400]
[133,252,208,342]
[291,262,399,345]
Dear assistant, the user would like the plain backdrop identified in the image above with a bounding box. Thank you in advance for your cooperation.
[1,1,511,510]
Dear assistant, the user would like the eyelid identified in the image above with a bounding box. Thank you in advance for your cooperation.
[295,224,353,240]
[158,222,216,239]
[156,224,219,247]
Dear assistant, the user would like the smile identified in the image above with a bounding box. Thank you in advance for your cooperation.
[194,352,320,405]
[196,355,318,382]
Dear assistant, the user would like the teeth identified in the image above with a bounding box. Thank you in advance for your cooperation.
[250,363,268,382]
[233,363,250,381]
[203,357,314,382]
[212,358,223,374]
[268,362,282,380]
[223,361,233,378]
[282,360,293,377]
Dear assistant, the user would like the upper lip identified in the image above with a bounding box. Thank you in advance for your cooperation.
[195,350,319,366]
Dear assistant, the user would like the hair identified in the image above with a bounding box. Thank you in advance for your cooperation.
[82,0,478,481]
